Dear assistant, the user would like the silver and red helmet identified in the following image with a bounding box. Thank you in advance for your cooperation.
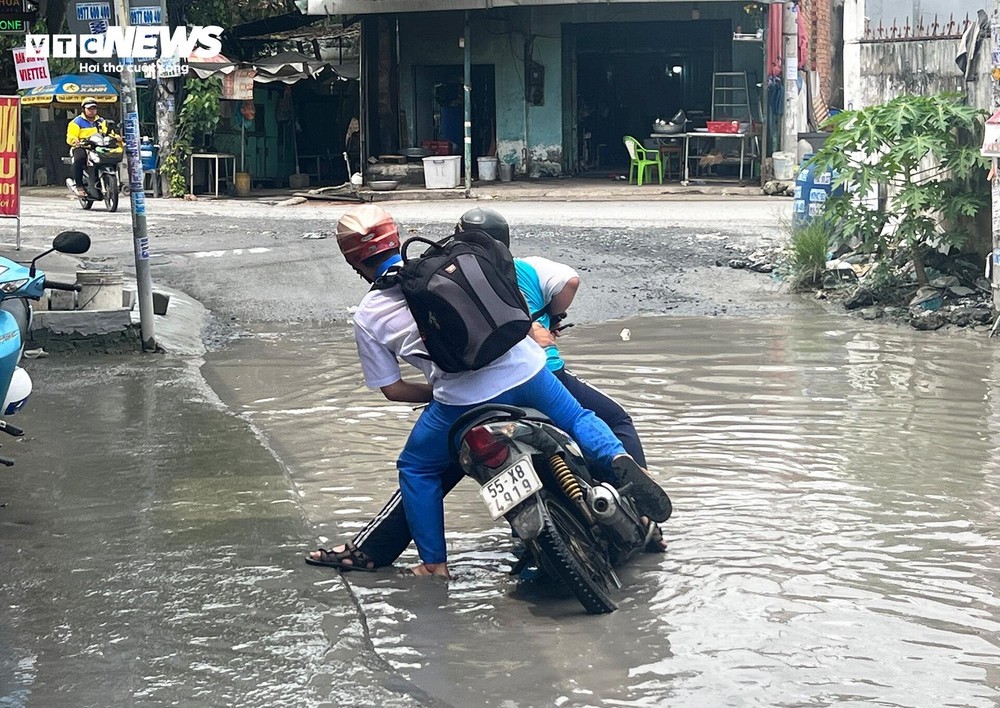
[336,204,400,269]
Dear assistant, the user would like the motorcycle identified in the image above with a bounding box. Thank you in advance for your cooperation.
[450,404,670,614]
[0,231,90,466]
[64,129,122,213]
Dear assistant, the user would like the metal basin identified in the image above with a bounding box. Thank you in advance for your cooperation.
[369,180,399,192]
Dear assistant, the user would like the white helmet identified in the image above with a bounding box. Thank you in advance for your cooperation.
[3,367,32,415]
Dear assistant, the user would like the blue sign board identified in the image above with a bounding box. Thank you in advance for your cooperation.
[76,2,111,21]
[129,6,161,25]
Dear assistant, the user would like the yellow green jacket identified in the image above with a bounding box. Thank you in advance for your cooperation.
[66,115,109,146]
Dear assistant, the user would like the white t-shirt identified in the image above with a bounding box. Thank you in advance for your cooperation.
[520,256,578,303]
[352,285,545,406]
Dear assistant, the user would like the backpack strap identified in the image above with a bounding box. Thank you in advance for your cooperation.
[371,264,402,290]
[400,235,448,263]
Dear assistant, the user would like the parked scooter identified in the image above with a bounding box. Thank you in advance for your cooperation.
[64,128,122,212]
[0,231,90,466]
[450,404,671,614]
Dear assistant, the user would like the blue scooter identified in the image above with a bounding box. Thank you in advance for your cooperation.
[0,230,90,466]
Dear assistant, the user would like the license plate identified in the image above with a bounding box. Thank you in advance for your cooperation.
[479,457,543,520]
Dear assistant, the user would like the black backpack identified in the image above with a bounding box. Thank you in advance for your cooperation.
[382,230,532,373]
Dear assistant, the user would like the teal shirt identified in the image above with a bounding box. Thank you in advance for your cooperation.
[514,258,564,372]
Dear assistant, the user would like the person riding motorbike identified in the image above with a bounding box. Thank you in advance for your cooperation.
[306,206,670,574]
[456,207,648,465]
[65,98,118,198]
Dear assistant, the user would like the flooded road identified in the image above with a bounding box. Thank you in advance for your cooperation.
[5,306,1000,706]
[197,311,1000,707]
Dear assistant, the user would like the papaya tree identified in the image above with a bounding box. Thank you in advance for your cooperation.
[810,93,988,285]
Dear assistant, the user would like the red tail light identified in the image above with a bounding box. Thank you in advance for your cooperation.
[464,425,510,469]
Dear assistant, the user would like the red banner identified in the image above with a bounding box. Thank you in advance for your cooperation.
[0,96,18,218]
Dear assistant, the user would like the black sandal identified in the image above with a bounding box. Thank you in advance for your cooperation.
[304,540,377,572]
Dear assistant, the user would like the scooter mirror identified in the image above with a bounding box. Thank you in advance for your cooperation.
[52,231,91,255]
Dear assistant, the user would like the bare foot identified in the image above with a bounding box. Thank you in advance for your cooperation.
[407,562,451,578]
[641,517,667,553]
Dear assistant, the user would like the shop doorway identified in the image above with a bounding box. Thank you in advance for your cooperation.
[412,64,496,167]
[571,20,731,171]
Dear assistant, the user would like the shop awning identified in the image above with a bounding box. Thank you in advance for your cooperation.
[187,51,349,84]
[20,73,118,106]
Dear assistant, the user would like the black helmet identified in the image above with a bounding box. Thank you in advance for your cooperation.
[456,207,510,248]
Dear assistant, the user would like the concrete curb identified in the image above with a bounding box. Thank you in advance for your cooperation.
[21,180,781,206]
[0,240,208,357]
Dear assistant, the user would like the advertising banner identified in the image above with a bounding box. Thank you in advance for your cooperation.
[12,47,50,89]
[222,69,255,100]
[0,96,19,218]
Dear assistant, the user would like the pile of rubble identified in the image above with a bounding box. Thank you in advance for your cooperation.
[840,275,995,332]
[726,249,998,334]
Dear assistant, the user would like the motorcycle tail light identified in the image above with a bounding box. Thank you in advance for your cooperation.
[464,425,510,469]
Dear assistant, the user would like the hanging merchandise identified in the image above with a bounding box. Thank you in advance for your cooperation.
[277,86,293,123]
[238,101,256,174]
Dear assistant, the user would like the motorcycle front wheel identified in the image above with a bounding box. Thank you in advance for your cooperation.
[102,173,119,212]
[533,494,618,614]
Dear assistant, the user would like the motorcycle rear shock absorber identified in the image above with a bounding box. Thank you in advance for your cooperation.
[548,454,595,525]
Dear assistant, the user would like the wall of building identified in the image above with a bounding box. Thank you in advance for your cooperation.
[844,0,985,110]
[854,38,989,110]
[801,0,836,105]
[864,0,981,25]
[398,1,766,177]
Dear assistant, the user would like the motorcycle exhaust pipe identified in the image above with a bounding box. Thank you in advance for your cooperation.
[586,483,643,544]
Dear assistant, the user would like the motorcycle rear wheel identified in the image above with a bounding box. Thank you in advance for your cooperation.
[102,174,119,212]
[79,196,93,210]
[534,496,618,614]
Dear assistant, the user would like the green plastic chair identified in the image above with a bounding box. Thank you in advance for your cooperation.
[623,135,662,186]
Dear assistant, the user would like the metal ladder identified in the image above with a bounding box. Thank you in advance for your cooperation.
[711,71,752,122]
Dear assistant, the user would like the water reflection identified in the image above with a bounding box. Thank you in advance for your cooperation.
[208,313,1000,706]
[5,308,1000,707]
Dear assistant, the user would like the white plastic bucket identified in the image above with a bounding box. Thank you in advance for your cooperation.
[772,151,795,181]
[477,156,498,181]
[422,155,461,189]
[76,269,123,311]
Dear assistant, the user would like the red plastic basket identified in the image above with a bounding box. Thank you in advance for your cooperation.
[706,120,740,134]
[421,140,452,156]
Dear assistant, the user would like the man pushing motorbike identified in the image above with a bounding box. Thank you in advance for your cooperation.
[307,205,671,577]
[65,97,110,198]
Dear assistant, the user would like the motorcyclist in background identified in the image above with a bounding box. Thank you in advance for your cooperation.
[65,97,112,198]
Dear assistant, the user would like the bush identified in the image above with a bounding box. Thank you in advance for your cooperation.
[784,218,831,290]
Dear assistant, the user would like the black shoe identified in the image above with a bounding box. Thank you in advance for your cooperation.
[611,455,672,522]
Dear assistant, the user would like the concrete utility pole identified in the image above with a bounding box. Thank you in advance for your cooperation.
[113,0,157,351]
[992,0,1000,309]
[781,0,799,154]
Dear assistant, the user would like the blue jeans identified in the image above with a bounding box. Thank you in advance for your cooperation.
[554,367,646,467]
[397,367,626,564]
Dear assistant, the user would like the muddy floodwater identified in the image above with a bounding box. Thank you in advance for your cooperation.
[4,311,1000,707]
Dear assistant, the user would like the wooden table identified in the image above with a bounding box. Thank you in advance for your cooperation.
[649,134,684,180]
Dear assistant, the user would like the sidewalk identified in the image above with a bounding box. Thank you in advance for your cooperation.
[22,175,773,206]
[0,238,206,357]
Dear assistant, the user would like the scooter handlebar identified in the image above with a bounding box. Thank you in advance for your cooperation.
[44,280,82,292]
